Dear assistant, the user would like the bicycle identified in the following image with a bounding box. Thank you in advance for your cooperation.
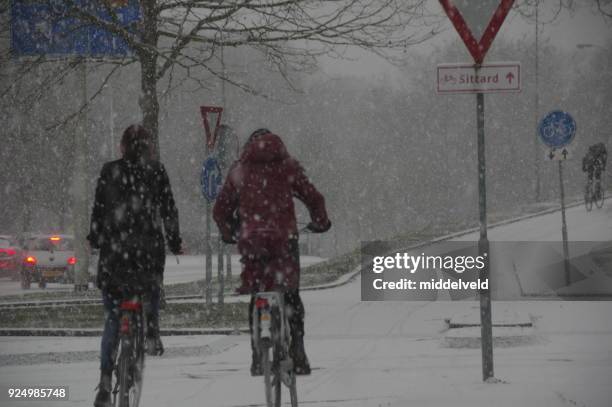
[112,295,147,407]
[252,291,298,407]
[584,175,605,212]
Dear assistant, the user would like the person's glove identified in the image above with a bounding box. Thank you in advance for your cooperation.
[306,220,331,233]
[169,242,184,255]
[222,234,237,244]
[235,285,252,295]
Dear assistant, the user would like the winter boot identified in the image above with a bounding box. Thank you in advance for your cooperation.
[290,337,311,375]
[93,371,112,407]
[146,320,164,356]
[146,333,164,356]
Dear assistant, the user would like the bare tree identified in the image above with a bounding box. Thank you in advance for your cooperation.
[3,0,442,156]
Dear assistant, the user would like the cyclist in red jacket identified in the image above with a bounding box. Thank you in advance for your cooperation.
[213,128,331,376]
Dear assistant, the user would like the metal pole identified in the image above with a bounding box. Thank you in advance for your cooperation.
[218,238,224,304]
[205,191,213,304]
[74,58,90,291]
[218,38,228,298]
[534,1,541,202]
[476,88,494,381]
[226,249,232,289]
[558,161,570,285]
[109,86,114,159]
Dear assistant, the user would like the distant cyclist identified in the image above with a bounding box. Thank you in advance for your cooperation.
[213,128,331,376]
[582,142,607,183]
[88,125,183,407]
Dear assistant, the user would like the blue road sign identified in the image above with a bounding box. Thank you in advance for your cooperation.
[201,157,223,202]
[538,111,576,148]
[11,0,141,57]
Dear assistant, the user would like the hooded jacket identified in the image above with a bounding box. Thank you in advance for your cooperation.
[213,132,329,290]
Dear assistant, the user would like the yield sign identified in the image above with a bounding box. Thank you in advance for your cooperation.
[200,106,223,149]
[439,0,515,64]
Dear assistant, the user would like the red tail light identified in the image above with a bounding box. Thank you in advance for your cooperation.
[24,256,37,266]
[255,297,269,309]
[4,249,16,256]
[120,315,130,335]
[67,256,77,265]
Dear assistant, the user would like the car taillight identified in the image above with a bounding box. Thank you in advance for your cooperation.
[24,256,37,266]
[67,256,77,265]
[4,249,16,256]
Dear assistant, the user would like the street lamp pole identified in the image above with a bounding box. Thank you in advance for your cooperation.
[534,0,541,202]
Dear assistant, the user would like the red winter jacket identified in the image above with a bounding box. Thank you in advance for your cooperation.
[213,132,329,291]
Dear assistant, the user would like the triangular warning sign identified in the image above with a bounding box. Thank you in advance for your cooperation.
[200,106,223,150]
[439,0,515,64]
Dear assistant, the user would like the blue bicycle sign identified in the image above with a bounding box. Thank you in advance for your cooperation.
[201,156,223,202]
[538,111,576,148]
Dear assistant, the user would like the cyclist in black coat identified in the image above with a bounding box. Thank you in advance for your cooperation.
[89,125,182,407]
[582,142,607,182]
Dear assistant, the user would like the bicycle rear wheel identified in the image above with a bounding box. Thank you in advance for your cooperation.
[117,340,131,407]
[117,335,145,407]
[585,184,593,212]
[262,345,281,407]
[261,346,274,407]
[288,373,298,407]
[595,182,605,208]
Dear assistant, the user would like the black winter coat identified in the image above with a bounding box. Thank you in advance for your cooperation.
[88,158,182,292]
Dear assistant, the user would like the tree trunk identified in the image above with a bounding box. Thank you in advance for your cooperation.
[139,0,160,159]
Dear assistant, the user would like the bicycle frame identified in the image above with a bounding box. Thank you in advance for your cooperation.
[112,295,146,407]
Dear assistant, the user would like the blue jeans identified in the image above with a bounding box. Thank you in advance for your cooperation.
[100,286,160,373]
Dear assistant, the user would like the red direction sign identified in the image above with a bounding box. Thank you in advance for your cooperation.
[200,106,223,149]
[439,0,515,64]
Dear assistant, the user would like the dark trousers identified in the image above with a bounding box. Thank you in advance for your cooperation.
[99,286,160,373]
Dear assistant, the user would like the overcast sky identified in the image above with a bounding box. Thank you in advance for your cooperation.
[320,2,612,79]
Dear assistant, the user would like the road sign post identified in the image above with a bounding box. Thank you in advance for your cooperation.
[217,125,239,289]
[439,0,516,382]
[476,87,494,380]
[200,106,223,304]
[199,155,224,304]
[73,59,90,291]
[538,110,576,287]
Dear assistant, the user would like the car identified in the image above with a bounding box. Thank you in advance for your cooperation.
[20,234,78,289]
[0,235,21,279]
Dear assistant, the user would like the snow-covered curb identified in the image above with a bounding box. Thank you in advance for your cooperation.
[0,327,249,337]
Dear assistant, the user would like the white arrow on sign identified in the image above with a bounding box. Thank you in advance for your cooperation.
[437,62,521,94]
[546,147,572,161]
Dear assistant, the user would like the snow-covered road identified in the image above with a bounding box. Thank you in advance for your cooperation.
[0,200,611,406]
